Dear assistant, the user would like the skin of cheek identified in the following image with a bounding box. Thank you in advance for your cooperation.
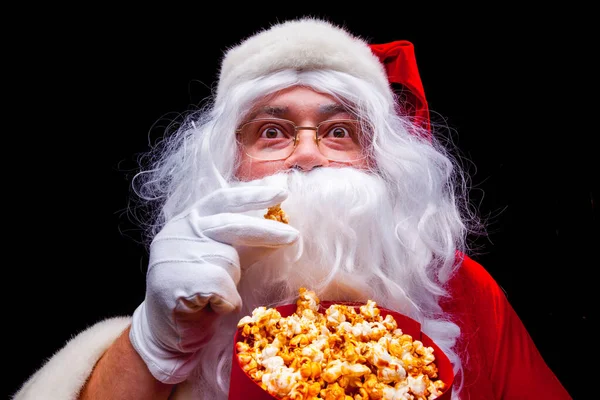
[235,157,287,181]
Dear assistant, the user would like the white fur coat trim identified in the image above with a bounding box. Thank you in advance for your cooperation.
[12,316,131,400]
[215,17,393,106]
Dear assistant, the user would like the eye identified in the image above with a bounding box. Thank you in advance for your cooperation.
[260,125,286,139]
[324,124,352,139]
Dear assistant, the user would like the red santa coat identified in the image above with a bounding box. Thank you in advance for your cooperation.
[443,255,571,399]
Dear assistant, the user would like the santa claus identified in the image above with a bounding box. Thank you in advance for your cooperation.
[13,17,570,400]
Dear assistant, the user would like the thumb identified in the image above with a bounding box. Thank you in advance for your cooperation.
[196,213,300,248]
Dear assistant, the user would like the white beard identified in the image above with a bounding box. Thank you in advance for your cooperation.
[233,167,403,309]
[189,167,461,399]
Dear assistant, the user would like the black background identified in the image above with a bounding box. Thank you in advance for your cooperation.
[7,7,596,399]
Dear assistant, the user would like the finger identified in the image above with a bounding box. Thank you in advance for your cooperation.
[209,293,242,314]
[176,291,241,315]
[149,239,241,283]
[196,213,299,247]
[150,261,242,314]
[193,186,288,217]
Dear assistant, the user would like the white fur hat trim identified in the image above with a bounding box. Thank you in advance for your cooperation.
[215,17,393,105]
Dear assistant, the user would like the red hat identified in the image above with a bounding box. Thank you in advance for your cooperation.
[370,41,431,132]
[217,18,430,131]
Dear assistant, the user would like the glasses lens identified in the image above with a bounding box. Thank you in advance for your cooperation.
[238,119,296,160]
[317,120,366,162]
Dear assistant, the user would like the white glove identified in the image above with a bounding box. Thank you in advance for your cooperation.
[129,186,299,384]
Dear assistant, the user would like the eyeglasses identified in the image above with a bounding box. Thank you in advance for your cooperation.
[236,118,368,162]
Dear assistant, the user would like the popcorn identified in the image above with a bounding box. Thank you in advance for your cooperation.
[264,204,289,224]
[235,288,448,399]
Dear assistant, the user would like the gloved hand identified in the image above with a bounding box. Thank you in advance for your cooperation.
[129,186,299,384]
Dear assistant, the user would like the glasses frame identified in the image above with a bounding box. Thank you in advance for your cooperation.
[235,117,368,162]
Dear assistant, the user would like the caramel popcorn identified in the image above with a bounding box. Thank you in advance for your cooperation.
[236,288,447,400]
[264,204,289,224]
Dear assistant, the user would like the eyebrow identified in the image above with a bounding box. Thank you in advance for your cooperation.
[249,103,351,119]
[317,104,350,116]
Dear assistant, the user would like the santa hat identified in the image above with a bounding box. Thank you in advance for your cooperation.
[216,17,430,131]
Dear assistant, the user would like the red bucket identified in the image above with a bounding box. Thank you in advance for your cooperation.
[229,301,454,399]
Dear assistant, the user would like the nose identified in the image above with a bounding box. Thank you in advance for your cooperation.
[283,129,329,171]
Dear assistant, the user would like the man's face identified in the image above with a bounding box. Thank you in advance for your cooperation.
[235,87,371,181]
